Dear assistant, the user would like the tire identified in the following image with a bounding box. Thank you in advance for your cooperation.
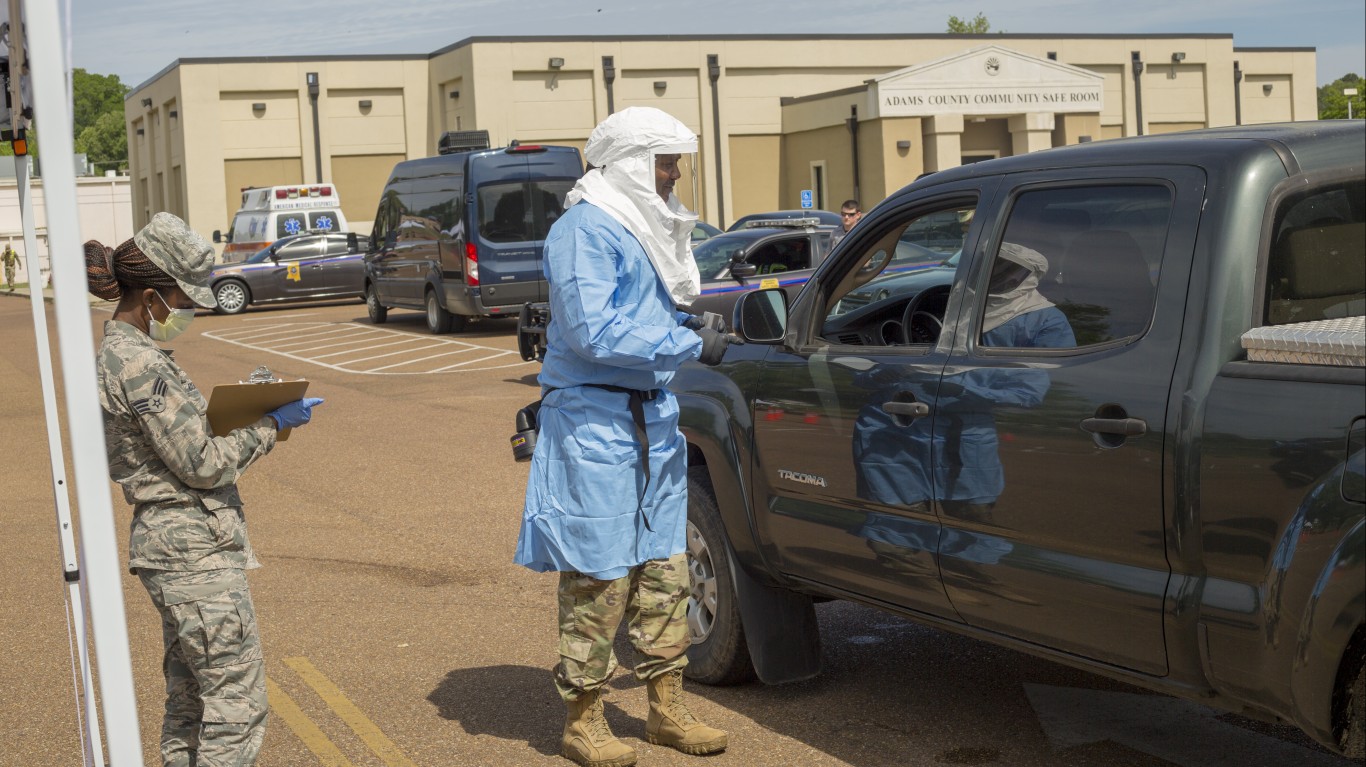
[366,283,388,324]
[684,465,757,685]
[425,289,453,334]
[1346,656,1365,759]
[213,280,250,315]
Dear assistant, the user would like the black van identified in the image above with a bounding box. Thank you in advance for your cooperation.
[364,140,583,333]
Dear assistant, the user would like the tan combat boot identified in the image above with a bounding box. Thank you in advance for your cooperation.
[645,669,728,755]
[561,690,638,767]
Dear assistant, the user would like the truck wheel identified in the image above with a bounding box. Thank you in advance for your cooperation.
[213,280,250,315]
[684,465,757,685]
[426,289,454,334]
[366,283,388,324]
[1346,657,1365,759]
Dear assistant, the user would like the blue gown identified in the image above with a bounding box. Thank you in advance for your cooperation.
[514,202,703,580]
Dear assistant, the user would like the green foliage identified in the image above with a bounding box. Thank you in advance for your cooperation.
[75,111,128,170]
[73,69,128,138]
[1318,73,1364,120]
[947,12,992,34]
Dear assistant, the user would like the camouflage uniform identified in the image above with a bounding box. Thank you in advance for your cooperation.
[555,553,691,701]
[97,320,276,767]
[2,246,17,289]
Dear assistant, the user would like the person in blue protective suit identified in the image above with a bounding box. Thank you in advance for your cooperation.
[514,107,734,767]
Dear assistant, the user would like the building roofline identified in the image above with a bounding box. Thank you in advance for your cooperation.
[129,32,1254,94]
[128,53,428,96]
[1233,46,1317,52]
[781,84,868,106]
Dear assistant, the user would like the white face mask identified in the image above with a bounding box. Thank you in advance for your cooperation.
[148,289,195,342]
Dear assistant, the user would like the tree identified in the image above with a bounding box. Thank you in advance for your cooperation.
[947,13,992,34]
[1318,73,1364,120]
[75,111,127,171]
[72,69,128,139]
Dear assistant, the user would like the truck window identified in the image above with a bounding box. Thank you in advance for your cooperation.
[478,180,574,243]
[1264,179,1366,326]
[981,185,1173,348]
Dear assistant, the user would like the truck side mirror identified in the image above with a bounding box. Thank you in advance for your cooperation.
[733,288,788,344]
[347,232,360,253]
[212,230,222,244]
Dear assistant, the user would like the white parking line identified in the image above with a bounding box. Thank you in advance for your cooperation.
[201,321,531,375]
[242,313,320,321]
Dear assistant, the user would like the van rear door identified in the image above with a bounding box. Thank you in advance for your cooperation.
[469,149,579,312]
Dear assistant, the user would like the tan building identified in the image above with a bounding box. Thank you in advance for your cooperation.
[125,35,1315,245]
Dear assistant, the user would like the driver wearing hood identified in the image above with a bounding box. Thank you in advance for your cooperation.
[514,107,730,767]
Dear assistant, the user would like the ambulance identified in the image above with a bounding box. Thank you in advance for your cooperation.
[213,184,349,263]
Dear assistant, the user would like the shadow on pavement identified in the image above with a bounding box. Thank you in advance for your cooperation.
[427,664,643,757]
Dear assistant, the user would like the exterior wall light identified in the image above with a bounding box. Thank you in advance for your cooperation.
[548,57,565,69]
[895,140,912,150]
[135,128,145,136]
[358,100,372,109]
[140,97,152,108]
[169,110,178,119]
[252,102,266,113]
[1171,52,1186,62]
[449,90,460,99]
[1263,83,1274,95]
[654,81,667,91]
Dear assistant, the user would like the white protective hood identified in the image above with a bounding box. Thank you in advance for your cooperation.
[565,107,702,305]
[982,242,1056,333]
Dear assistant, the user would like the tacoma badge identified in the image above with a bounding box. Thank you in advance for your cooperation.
[778,469,828,488]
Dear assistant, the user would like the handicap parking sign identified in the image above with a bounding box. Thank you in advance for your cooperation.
[800,190,814,209]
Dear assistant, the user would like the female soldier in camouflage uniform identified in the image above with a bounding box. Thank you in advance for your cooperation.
[86,213,322,767]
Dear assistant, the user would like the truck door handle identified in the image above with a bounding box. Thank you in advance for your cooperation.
[882,401,930,419]
[1081,417,1147,437]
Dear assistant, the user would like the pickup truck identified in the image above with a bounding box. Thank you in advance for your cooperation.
[673,121,1365,758]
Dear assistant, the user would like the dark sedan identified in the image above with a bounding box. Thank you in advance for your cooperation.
[210,233,365,315]
[687,222,837,321]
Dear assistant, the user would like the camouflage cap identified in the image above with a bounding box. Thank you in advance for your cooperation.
[133,212,217,308]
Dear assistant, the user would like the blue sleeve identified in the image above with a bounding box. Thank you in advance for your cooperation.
[547,224,702,370]
[674,310,694,326]
[1029,308,1076,349]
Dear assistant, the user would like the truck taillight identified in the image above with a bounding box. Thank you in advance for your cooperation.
[465,242,480,286]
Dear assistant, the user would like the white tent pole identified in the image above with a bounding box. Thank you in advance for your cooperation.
[15,156,107,767]
[21,0,144,763]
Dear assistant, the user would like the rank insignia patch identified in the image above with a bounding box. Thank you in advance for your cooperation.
[132,378,169,415]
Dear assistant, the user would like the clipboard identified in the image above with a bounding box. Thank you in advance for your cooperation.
[206,380,310,442]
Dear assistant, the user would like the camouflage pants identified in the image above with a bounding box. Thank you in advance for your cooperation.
[555,553,691,701]
[139,568,268,767]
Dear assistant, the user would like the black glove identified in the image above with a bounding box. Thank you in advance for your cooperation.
[681,314,707,331]
[696,326,740,366]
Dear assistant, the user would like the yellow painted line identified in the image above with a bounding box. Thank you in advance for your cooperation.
[284,656,419,767]
[265,676,356,767]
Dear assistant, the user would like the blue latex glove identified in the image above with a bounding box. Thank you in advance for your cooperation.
[268,397,324,430]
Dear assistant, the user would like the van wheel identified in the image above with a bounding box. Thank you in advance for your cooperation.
[366,283,388,324]
[684,466,757,685]
[213,280,250,315]
[426,289,454,334]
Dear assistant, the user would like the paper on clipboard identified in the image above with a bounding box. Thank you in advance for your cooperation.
[206,380,309,442]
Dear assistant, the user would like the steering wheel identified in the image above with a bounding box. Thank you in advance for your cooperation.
[901,291,944,345]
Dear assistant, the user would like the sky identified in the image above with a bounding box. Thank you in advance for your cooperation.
[69,0,1365,89]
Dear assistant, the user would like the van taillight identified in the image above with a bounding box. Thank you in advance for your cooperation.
[274,189,287,199]
[465,242,480,286]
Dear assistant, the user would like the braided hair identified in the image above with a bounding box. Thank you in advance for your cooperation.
[85,238,177,301]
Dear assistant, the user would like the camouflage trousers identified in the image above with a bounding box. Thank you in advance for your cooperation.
[555,553,691,702]
[139,568,268,767]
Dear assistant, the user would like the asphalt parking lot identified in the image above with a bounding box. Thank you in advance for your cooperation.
[0,296,1355,767]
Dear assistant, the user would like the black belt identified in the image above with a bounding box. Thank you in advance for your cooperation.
[552,384,660,530]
